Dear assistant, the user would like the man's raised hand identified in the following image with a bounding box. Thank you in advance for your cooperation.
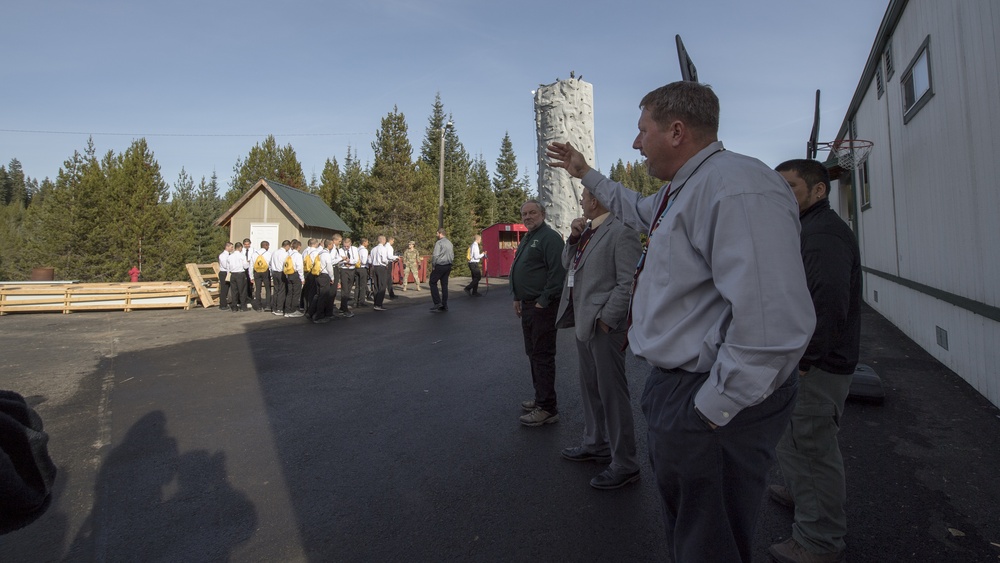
[546,141,591,179]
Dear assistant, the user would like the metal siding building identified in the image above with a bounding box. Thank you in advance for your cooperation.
[834,0,1000,406]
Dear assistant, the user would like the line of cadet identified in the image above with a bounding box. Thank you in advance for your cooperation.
[216,234,418,324]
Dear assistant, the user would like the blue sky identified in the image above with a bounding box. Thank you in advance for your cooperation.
[2,0,889,193]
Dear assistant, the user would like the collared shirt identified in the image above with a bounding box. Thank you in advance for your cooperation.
[339,246,358,269]
[431,237,454,266]
[358,246,369,267]
[228,250,248,273]
[290,249,304,280]
[468,241,484,263]
[218,251,231,273]
[583,141,815,426]
[315,249,332,277]
[385,243,397,262]
[270,247,288,272]
[369,244,390,267]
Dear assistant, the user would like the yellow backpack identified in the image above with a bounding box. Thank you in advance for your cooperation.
[303,252,315,274]
[253,254,269,273]
[310,252,324,276]
[283,255,296,275]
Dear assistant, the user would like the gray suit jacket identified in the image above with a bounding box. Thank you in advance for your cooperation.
[555,215,643,341]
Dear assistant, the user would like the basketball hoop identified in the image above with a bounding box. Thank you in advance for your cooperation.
[816,139,874,170]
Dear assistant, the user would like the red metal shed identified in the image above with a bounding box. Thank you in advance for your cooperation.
[481,223,528,277]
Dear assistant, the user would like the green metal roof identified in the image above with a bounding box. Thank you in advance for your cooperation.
[261,179,351,233]
[215,178,353,233]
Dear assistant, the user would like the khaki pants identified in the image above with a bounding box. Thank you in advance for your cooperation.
[776,366,853,554]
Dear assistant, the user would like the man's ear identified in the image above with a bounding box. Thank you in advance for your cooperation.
[669,120,685,146]
[815,182,829,198]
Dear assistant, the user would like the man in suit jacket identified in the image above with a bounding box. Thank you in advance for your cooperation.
[556,187,643,490]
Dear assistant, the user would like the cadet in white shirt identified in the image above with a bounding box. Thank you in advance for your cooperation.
[251,241,272,311]
[284,240,305,318]
[385,236,398,299]
[229,242,250,312]
[369,236,390,311]
[217,242,234,311]
[338,237,359,317]
[270,240,290,315]
[355,238,370,307]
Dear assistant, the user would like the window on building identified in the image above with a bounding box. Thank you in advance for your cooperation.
[902,36,933,122]
[859,159,871,210]
[876,65,884,99]
[884,39,895,79]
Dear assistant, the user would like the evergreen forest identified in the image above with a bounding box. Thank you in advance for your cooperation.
[0,96,656,283]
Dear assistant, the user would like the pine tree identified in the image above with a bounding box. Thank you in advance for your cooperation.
[23,142,101,279]
[318,157,342,212]
[192,173,228,262]
[226,135,306,205]
[418,96,475,272]
[469,154,496,229]
[493,132,528,223]
[338,147,368,238]
[367,106,422,245]
[4,159,28,208]
[101,139,180,281]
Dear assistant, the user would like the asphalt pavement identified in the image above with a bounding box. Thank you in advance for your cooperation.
[1,278,998,562]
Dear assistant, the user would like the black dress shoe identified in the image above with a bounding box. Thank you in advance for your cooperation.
[560,446,611,464]
[590,468,640,490]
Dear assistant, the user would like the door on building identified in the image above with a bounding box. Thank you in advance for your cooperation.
[250,223,280,251]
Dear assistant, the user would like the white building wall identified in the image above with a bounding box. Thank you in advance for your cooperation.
[853,0,1000,407]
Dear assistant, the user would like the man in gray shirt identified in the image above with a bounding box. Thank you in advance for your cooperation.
[548,81,815,562]
[429,228,454,312]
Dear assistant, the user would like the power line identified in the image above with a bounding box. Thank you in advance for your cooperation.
[0,128,370,138]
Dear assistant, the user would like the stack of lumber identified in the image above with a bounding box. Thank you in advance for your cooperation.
[185,263,221,308]
[0,282,194,315]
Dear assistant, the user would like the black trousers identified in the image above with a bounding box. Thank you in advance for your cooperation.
[311,273,334,320]
[253,270,272,310]
[339,269,355,311]
[465,262,482,294]
[218,272,230,309]
[519,300,558,413]
[229,272,248,310]
[371,265,388,307]
[272,271,287,312]
[429,264,451,307]
[642,368,797,563]
[354,268,369,305]
[303,272,316,311]
[285,274,302,313]
[387,261,396,298]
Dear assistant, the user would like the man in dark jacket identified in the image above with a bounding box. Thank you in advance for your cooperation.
[770,159,861,563]
[510,200,566,427]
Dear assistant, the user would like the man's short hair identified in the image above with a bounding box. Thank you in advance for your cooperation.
[521,199,545,216]
[640,82,720,138]
[775,159,831,197]
[281,240,291,247]
[260,241,269,248]
[437,228,446,235]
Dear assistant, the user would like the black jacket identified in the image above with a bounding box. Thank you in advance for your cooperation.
[798,198,862,375]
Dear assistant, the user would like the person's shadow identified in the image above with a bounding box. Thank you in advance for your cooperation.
[64,411,256,562]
